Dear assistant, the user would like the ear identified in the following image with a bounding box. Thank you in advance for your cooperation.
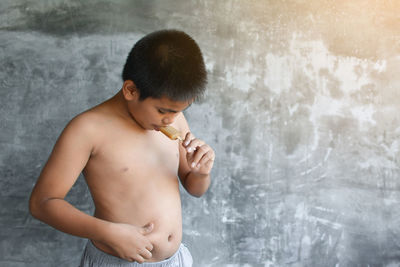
[122,80,139,101]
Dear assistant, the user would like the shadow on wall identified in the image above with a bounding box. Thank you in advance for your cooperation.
[1,1,159,36]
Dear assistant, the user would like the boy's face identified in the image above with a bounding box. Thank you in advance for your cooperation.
[122,80,192,131]
[128,96,192,131]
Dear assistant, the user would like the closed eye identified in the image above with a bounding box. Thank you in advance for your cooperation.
[158,107,179,114]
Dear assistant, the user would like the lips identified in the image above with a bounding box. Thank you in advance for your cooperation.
[154,125,169,131]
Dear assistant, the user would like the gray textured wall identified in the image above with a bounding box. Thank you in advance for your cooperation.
[1,1,400,266]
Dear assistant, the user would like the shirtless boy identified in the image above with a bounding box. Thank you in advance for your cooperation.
[29,29,215,266]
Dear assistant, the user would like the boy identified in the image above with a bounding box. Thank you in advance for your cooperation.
[29,29,215,266]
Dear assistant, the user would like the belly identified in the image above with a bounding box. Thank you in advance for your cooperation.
[92,216,182,262]
[86,173,183,262]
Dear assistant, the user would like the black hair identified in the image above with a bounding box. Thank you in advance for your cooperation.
[122,29,207,101]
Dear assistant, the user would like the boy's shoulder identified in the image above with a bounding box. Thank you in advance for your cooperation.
[68,107,103,131]
[58,104,116,155]
[63,104,112,140]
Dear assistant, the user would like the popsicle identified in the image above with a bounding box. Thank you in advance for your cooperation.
[160,126,182,141]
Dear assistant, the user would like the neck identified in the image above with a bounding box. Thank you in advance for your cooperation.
[109,90,131,118]
[110,90,146,130]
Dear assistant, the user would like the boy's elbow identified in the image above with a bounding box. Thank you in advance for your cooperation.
[190,192,204,198]
[184,184,210,198]
[29,192,48,220]
[29,194,41,219]
[183,183,204,198]
[187,188,207,198]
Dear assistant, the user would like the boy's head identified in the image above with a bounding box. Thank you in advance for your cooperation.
[122,29,207,102]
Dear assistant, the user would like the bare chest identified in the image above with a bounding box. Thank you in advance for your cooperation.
[84,129,181,182]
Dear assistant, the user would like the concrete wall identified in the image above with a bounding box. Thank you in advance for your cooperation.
[1,1,399,266]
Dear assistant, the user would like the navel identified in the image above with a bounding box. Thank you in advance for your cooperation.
[168,234,173,242]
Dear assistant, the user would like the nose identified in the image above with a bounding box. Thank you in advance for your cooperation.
[161,114,176,125]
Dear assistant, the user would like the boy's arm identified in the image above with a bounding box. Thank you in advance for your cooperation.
[29,114,100,237]
[29,114,153,263]
[176,113,215,197]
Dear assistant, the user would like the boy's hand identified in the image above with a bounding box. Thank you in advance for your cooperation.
[182,132,215,175]
[104,222,154,263]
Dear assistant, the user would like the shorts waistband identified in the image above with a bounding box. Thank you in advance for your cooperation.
[82,240,184,266]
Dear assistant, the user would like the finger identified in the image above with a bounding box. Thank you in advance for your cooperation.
[145,243,153,252]
[198,151,215,167]
[186,148,194,166]
[135,255,145,264]
[182,132,202,150]
[190,145,211,168]
[125,256,135,262]
[183,132,194,147]
[140,249,152,259]
[185,139,204,154]
[140,222,154,235]
[205,158,215,169]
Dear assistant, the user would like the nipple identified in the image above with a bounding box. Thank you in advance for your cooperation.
[160,126,182,141]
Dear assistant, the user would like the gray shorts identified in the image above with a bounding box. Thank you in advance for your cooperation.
[79,240,193,267]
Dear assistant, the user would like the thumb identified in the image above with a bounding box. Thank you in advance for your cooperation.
[186,149,194,164]
[140,222,154,235]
